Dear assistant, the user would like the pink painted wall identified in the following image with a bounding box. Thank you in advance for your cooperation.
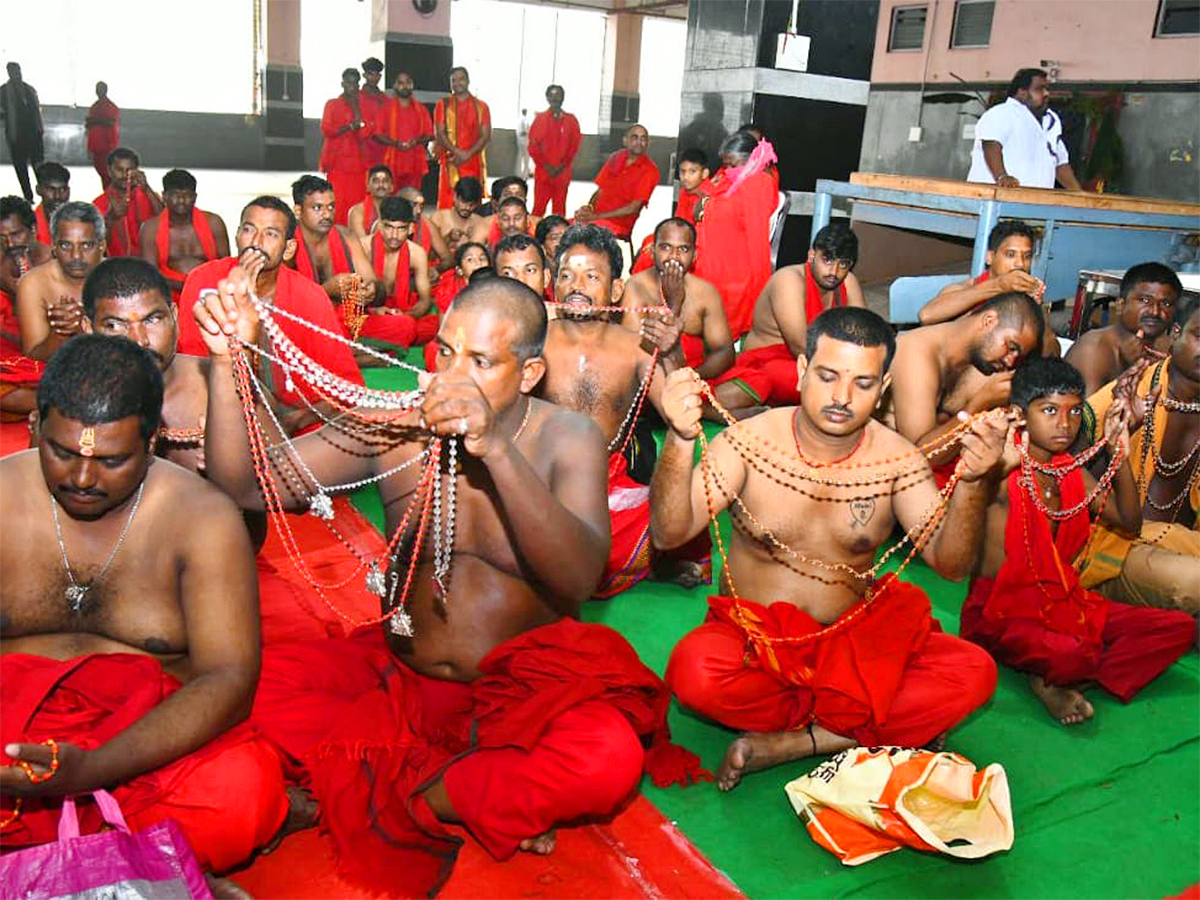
[267,0,302,67]
[872,0,1200,84]
[378,0,451,38]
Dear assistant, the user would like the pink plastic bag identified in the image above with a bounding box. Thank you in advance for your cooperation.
[0,789,213,899]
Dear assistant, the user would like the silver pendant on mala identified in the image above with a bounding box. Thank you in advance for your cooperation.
[309,491,335,520]
[389,607,413,636]
[65,584,89,613]
[365,565,387,597]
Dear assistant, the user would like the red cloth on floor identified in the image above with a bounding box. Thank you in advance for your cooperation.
[667,580,998,747]
[529,109,581,217]
[251,619,706,896]
[177,258,364,425]
[960,465,1195,701]
[320,97,372,225]
[93,186,155,257]
[0,654,288,872]
[256,496,391,645]
[154,208,220,298]
[434,95,490,209]
[595,452,711,598]
[382,98,434,190]
[34,204,50,245]
[589,151,660,241]
[692,170,776,338]
[710,342,799,406]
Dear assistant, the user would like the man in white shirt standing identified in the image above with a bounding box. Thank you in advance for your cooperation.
[967,68,1084,191]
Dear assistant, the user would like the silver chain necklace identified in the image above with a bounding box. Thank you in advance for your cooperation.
[51,482,145,613]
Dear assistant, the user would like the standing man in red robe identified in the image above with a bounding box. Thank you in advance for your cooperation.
[529,84,581,218]
[381,71,434,192]
[32,162,70,245]
[575,125,659,243]
[138,169,229,300]
[358,58,390,171]
[84,81,120,189]
[693,131,778,338]
[320,69,372,227]
[93,148,163,258]
[433,67,491,210]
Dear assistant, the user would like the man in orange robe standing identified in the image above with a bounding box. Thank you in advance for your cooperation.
[84,81,120,189]
[381,71,434,192]
[575,125,658,243]
[528,84,581,218]
[320,69,373,227]
[434,67,491,210]
[692,131,777,338]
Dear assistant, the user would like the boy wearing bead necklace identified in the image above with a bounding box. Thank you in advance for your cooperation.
[961,357,1195,726]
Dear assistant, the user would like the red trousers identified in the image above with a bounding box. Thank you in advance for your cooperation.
[326,170,365,225]
[1,654,287,873]
[533,171,570,217]
[962,582,1195,702]
[359,311,439,348]
[667,608,997,747]
[711,343,800,406]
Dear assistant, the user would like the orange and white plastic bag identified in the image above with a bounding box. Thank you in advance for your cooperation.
[784,746,1013,865]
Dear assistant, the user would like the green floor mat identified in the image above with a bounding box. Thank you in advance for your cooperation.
[353,362,1199,898]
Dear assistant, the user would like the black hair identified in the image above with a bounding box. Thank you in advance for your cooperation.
[678,147,709,170]
[449,65,470,80]
[0,195,35,229]
[362,57,383,73]
[341,67,360,81]
[490,176,528,200]
[719,131,758,162]
[50,201,105,243]
[292,175,334,205]
[454,241,490,270]
[82,258,173,320]
[378,196,414,223]
[1008,68,1048,97]
[37,334,163,445]
[454,176,483,203]
[468,266,496,283]
[1173,293,1199,329]
[162,168,196,193]
[450,276,549,362]
[806,306,896,371]
[811,223,859,269]
[535,215,568,243]
[974,291,1045,333]
[107,147,139,168]
[987,220,1036,253]
[1011,356,1085,410]
[546,84,564,97]
[242,195,297,240]
[555,223,623,280]
[497,196,527,214]
[35,162,70,185]
[368,164,394,181]
[653,216,696,244]
[1120,261,1182,302]
[495,233,546,268]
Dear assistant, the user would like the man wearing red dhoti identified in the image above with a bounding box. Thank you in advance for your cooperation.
[84,81,119,189]
[711,223,865,416]
[434,67,492,210]
[93,148,162,258]
[961,357,1195,725]
[33,162,70,245]
[654,307,1002,789]
[529,84,581,217]
[576,125,659,242]
[692,132,778,338]
[357,58,390,170]
[0,336,288,880]
[178,196,365,435]
[320,69,373,227]
[191,275,707,897]
[381,71,435,192]
[138,169,228,301]
[358,195,438,349]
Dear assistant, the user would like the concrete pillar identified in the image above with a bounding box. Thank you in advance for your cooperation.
[599,4,643,144]
[263,0,305,169]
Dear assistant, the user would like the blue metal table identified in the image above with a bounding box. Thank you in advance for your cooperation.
[811,174,1200,302]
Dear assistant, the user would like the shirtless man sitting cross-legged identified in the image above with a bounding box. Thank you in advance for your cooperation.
[651,306,1003,789]
[0,334,287,883]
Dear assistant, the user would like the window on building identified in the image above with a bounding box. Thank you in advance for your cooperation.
[888,5,927,51]
[1155,0,1200,36]
[950,0,995,48]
